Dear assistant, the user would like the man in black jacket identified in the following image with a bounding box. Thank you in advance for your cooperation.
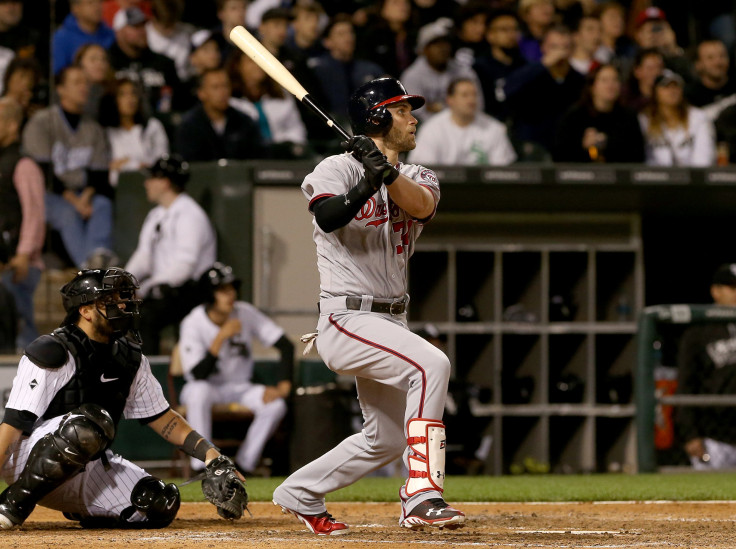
[676,264,736,470]
[176,68,264,162]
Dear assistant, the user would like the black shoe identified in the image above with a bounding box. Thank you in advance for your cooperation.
[400,498,466,530]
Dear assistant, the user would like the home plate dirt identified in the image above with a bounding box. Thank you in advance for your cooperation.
[2,501,736,548]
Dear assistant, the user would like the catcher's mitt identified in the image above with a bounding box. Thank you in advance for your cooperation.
[201,455,249,520]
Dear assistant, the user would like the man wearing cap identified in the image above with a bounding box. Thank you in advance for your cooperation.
[125,154,216,355]
[52,0,115,75]
[108,6,183,116]
[632,7,690,84]
[400,17,483,121]
[185,29,221,93]
[676,264,736,470]
[145,0,195,81]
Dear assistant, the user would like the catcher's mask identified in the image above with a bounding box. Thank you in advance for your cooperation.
[60,268,143,341]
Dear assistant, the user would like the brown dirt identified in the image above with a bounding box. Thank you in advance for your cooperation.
[3,501,736,548]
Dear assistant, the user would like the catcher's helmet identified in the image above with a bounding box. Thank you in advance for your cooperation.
[348,77,425,136]
[60,268,142,339]
[145,154,190,189]
[200,262,241,304]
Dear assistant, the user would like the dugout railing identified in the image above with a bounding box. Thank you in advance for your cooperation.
[636,304,736,473]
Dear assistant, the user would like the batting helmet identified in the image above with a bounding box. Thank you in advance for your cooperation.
[199,262,242,304]
[348,77,425,136]
[145,154,190,189]
[60,268,142,338]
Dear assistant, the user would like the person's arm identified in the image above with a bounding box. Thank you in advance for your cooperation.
[385,175,435,220]
[264,335,293,402]
[147,408,219,464]
[0,423,23,470]
[676,328,703,453]
[11,159,46,281]
[689,111,717,167]
[189,318,242,380]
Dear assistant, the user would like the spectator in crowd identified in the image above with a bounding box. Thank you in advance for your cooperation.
[621,47,663,112]
[0,0,46,79]
[99,78,169,186]
[676,263,736,470]
[179,262,294,476]
[22,65,115,270]
[685,40,736,122]
[501,25,585,156]
[356,0,417,78]
[593,1,636,66]
[1,58,42,122]
[212,0,248,63]
[517,0,554,63]
[285,1,326,59]
[639,69,715,167]
[108,6,183,116]
[412,0,456,29]
[176,68,264,162]
[408,77,516,166]
[452,1,490,67]
[569,14,601,75]
[714,104,736,164]
[52,0,115,75]
[0,97,45,351]
[401,17,483,121]
[632,7,690,83]
[73,43,114,119]
[554,64,644,162]
[125,154,216,355]
[184,29,222,97]
[473,9,525,123]
[247,0,286,30]
[102,0,153,27]
[146,0,194,82]
[310,14,384,127]
[227,50,309,159]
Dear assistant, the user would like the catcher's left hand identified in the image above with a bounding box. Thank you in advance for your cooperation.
[201,455,249,520]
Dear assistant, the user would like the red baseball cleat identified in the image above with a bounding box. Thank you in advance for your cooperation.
[273,501,349,536]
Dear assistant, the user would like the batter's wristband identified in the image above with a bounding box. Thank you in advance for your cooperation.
[383,166,400,185]
[179,430,217,462]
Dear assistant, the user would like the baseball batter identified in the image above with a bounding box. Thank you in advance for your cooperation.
[0,268,247,529]
[272,77,465,535]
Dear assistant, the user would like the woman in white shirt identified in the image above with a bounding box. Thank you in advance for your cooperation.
[225,49,310,158]
[99,78,170,186]
[638,69,716,167]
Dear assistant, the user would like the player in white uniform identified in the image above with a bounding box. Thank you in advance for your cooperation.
[272,77,465,535]
[179,262,294,474]
[0,268,242,529]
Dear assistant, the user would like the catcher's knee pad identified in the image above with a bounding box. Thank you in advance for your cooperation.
[127,476,180,528]
[55,404,115,464]
[404,418,446,498]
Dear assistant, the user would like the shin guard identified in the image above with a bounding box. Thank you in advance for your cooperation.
[404,418,446,497]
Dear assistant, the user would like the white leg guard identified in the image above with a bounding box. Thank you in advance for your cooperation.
[404,418,446,498]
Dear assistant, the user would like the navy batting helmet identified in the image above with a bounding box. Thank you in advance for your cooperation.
[348,77,425,136]
[199,262,242,304]
[145,154,190,189]
[60,268,142,339]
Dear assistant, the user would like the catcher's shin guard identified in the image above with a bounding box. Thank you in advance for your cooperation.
[118,476,180,529]
[0,404,115,528]
[404,418,446,498]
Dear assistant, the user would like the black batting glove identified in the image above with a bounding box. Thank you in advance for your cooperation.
[362,149,392,191]
[341,135,380,162]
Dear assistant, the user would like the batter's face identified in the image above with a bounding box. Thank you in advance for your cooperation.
[384,101,417,152]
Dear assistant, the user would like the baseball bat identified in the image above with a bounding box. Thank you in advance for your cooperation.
[229,25,351,141]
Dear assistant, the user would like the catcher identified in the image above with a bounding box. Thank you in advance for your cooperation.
[0,268,247,529]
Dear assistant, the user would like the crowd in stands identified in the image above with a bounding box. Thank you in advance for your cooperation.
[3,0,736,352]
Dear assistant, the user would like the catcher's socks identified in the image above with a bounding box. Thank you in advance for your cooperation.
[272,500,349,536]
[400,498,466,530]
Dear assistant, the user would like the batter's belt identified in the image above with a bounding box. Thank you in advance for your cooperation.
[318,295,409,315]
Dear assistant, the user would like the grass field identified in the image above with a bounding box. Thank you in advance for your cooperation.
[174,472,736,502]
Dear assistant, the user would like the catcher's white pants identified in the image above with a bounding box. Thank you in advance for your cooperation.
[690,437,736,470]
[1,416,150,521]
[180,380,287,472]
[273,310,451,516]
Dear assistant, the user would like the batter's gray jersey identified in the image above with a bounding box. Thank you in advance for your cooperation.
[301,153,440,300]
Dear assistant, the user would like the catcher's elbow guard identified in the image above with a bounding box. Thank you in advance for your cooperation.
[404,418,446,497]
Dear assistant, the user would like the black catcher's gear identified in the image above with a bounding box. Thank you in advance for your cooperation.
[199,262,241,304]
[0,404,115,528]
[60,268,142,340]
[200,455,249,520]
[145,154,190,189]
[348,77,424,136]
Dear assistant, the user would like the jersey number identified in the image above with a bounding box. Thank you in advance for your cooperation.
[392,220,413,255]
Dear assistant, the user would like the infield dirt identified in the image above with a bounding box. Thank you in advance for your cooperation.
[2,501,736,548]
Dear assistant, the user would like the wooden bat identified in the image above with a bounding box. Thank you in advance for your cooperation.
[229,25,351,141]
